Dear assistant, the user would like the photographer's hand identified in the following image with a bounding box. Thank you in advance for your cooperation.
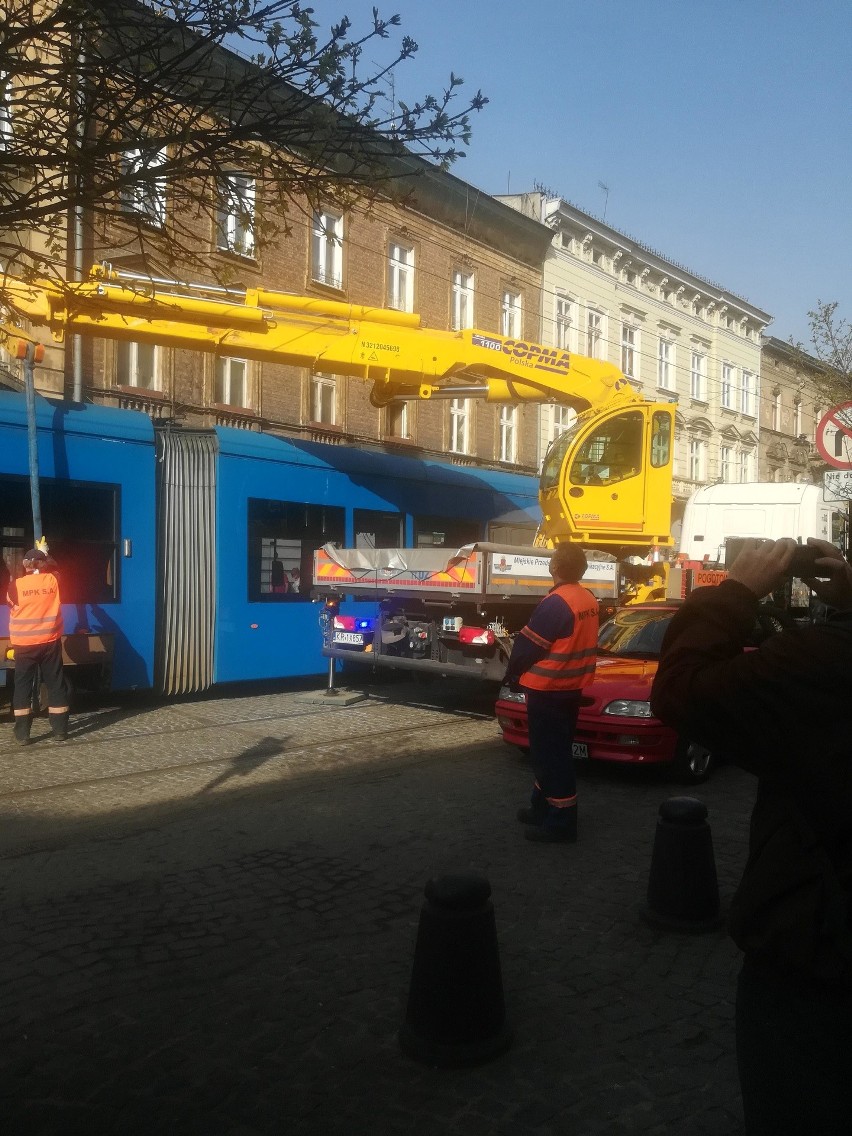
[727,538,797,598]
[800,538,852,611]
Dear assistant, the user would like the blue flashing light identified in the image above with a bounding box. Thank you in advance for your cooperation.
[356,618,373,631]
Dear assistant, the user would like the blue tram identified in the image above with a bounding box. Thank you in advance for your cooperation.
[0,391,540,696]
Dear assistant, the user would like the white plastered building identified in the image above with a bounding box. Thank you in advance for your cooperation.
[497,192,772,525]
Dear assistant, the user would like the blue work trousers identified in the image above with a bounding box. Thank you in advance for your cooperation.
[525,689,582,807]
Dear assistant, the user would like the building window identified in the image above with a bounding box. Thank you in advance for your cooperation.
[720,445,731,483]
[740,449,755,482]
[499,406,517,463]
[772,391,782,431]
[688,437,706,482]
[794,399,802,437]
[586,310,604,359]
[721,363,735,410]
[720,445,738,483]
[690,351,707,401]
[449,397,469,453]
[501,290,522,339]
[657,338,675,390]
[388,241,414,312]
[741,370,756,417]
[554,294,577,351]
[311,209,344,289]
[386,401,408,439]
[621,324,638,380]
[311,374,336,424]
[451,270,474,330]
[553,404,575,437]
[214,357,248,407]
[216,173,255,256]
[120,147,167,225]
[116,341,159,390]
[544,405,577,456]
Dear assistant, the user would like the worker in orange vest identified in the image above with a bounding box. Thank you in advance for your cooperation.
[505,544,599,843]
[7,547,69,745]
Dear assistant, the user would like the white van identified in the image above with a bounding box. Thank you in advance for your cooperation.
[678,483,847,566]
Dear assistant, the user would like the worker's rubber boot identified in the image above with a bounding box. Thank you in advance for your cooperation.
[49,711,69,741]
[525,804,578,843]
[516,786,548,826]
[13,716,32,746]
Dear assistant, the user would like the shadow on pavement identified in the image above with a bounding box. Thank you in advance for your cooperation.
[196,735,288,795]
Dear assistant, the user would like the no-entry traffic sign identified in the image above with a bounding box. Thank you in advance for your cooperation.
[816,402,852,469]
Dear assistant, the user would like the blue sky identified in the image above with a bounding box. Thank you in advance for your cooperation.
[313,0,851,347]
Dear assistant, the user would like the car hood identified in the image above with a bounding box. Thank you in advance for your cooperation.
[583,655,658,704]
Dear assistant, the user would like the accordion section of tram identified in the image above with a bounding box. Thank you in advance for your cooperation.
[0,391,541,697]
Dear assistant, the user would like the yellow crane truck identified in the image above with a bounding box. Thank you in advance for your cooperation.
[2,264,676,682]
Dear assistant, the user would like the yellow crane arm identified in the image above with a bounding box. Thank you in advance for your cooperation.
[2,266,638,413]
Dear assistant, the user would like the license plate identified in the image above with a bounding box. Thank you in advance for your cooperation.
[572,742,589,760]
[333,631,364,645]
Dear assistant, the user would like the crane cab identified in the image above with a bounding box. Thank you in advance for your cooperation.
[539,403,675,551]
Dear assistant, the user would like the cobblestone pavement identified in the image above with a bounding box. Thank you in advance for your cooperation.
[0,679,755,1135]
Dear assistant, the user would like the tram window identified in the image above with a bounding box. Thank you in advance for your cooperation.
[0,475,119,604]
[414,515,481,549]
[248,498,344,602]
[354,509,403,549]
[569,412,644,486]
[487,522,538,546]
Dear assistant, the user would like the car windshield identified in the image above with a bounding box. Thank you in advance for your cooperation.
[596,606,675,658]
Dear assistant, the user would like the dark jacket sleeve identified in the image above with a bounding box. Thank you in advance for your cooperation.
[504,635,546,683]
[650,580,852,783]
[505,593,575,683]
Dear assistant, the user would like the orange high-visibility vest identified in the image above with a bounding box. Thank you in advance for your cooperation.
[519,583,599,692]
[8,571,63,646]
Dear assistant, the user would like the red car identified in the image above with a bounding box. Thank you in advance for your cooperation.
[495,601,716,784]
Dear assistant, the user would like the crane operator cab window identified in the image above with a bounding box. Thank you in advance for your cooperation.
[570,411,644,487]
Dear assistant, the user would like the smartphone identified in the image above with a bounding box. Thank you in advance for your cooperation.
[788,545,826,579]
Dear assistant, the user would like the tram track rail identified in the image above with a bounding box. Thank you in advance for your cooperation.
[0,699,497,802]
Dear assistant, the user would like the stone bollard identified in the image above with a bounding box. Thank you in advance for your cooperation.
[643,797,722,932]
[399,873,513,1067]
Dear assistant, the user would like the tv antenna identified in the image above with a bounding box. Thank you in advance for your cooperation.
[598,181,610,221]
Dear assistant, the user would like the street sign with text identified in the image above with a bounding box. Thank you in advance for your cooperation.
[823,469,852,500]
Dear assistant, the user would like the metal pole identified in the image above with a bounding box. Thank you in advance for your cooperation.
[324,654,339,696]
[23,342,43,543]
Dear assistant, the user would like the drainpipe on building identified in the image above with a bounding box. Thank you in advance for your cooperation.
[71,43,86,403]
[23,342,43,543]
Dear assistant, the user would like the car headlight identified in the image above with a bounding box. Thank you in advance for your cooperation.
[498,685,527,704]
[603,699,653,718]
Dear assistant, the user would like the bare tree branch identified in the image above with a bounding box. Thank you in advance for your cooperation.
[0,0,487,290]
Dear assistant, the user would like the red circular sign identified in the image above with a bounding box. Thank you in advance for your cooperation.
[816,402,852,469]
